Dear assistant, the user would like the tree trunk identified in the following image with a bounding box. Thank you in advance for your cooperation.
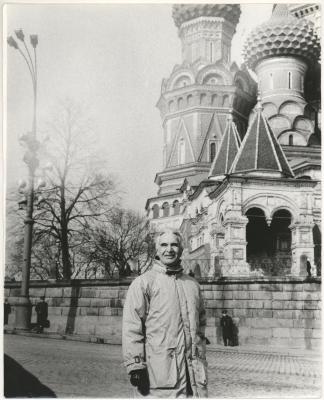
[60,184,72,280]
[61,225,72,280]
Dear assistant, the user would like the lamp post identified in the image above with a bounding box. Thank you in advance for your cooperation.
[7,30,39,330]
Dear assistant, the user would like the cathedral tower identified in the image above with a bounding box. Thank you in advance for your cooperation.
[146,4,256,229]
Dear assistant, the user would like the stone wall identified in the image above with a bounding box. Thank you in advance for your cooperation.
[202,278,321,349]
[4,277,321,349]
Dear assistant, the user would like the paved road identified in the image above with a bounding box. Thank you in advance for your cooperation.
[4,334,321,398]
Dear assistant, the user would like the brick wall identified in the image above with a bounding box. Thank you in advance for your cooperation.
[4,277,321,349]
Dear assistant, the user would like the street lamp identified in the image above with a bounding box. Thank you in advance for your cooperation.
[7,29,39,330]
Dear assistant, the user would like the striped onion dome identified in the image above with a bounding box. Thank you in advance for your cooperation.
[172,4,241,28]
[242,4,320,70]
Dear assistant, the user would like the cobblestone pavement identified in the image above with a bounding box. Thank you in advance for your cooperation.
[4,334,321,398]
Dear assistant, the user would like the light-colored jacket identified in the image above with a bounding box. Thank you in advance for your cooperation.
[122,261,208,397]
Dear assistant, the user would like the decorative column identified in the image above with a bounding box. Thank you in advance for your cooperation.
[209,223,225,277]
[221,187,250,276]
[290,213,315,276]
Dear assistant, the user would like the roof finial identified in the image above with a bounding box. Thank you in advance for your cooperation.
[271,3,290,19]
[256,90,262,111]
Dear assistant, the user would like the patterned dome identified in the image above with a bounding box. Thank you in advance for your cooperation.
[172,4,241,28]
[243,4,320,69]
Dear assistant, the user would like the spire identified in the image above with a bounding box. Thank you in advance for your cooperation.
[208,110,241,179]
[230,100,294,178]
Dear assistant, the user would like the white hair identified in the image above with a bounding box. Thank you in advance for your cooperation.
[155,228,184,249]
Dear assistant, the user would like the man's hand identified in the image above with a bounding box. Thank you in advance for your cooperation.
[130,369,149,395]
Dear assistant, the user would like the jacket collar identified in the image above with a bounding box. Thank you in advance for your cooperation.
[152,260,183,276]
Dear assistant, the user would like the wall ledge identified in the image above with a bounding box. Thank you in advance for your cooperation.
[4,275,321,290]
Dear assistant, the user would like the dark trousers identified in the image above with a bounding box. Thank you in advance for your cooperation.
[223,334,232,346]
[36,316,46,333]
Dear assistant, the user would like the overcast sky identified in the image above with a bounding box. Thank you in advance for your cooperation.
[5,3,273,212]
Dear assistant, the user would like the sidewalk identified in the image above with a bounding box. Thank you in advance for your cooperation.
[4,333,321,398]
[5,328,321,358]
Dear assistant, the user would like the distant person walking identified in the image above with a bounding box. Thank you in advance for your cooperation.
[306,258,312,277]
[220,310,233,346]
[35,296,48,333]
[4,299,11,326]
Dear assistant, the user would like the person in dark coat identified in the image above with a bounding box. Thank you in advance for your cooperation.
[220,309,234,346]
[4,299,11,325]
[306,258,312,277]
[35,296,48,333]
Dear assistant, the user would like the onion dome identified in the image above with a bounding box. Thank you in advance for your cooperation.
[243,4,320,70]
[172,4,241,28]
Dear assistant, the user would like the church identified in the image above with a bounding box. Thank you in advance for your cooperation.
[145,4,321,278]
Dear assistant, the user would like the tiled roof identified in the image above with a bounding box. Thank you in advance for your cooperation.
[230,98,294,178]
[208,114,241,179]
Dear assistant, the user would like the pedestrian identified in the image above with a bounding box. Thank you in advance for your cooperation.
[4,298,11,325]
[220,310,234,346]
[35,296,48,334]
[306,258,312,277]
[122,228,208,398]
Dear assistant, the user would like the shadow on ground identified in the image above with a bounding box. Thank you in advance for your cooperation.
[4,354,56,398]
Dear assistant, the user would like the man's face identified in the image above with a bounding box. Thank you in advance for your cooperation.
[156,232,183,267]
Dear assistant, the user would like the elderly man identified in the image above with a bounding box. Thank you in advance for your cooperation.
[122,229,208,398]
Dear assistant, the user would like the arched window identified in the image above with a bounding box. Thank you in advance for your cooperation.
[178,139,185,164]
[173,200,180,215]
[187,94,193,106]
[288,72,292,89]
[223,95,229,107]
[200,93,207,105]
[178,97,184,109]
[210,142,216,162]
[152,204,159,219]
[289,134,294,146]
[209,42,213,62]
[169,100,175,112]
[162,202,170,217]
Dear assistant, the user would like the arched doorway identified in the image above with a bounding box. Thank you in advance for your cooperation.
[246,208,270,268]
[246,208,292,275]
[269,209,292,275]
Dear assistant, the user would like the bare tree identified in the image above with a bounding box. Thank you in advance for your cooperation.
[30,100,117,279]
[81,208,155,277]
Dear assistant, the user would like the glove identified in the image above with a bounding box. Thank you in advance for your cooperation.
[130,370,143,387]
[130,369,149,395]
